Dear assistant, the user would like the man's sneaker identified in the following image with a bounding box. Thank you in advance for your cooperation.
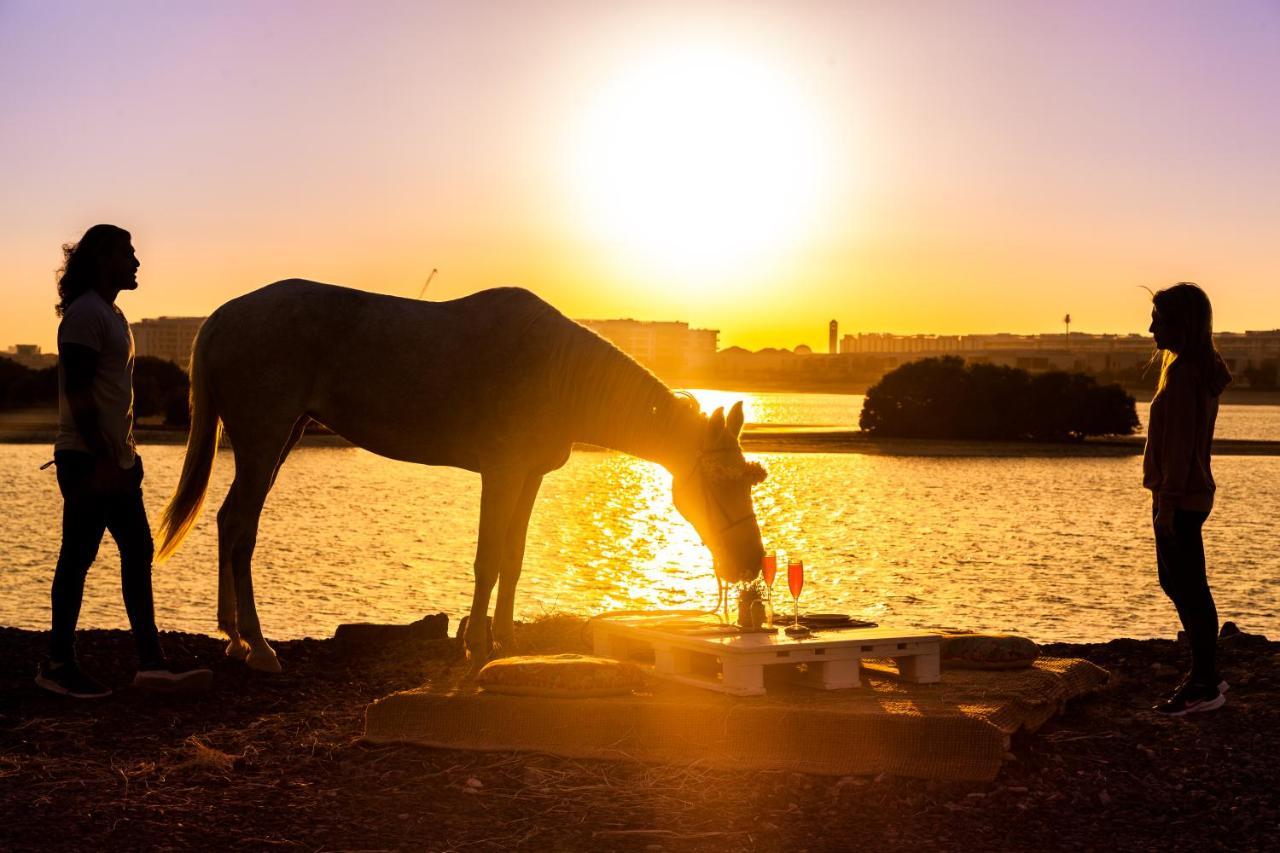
[1154,682,1225,716]
[133,661,213,694]
[35,660,112,699]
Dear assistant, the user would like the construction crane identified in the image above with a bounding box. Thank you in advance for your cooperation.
[417,268,438,300]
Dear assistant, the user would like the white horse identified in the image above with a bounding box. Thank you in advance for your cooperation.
[156,280,767,671]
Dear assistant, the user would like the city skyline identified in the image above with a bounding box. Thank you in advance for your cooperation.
[6,306,1280,359]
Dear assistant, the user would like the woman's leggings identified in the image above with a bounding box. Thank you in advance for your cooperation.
[1154,507,1218,684]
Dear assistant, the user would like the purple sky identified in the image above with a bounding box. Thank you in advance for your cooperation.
[2,0,1277,350]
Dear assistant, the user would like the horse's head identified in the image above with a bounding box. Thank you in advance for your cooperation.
[671,400,767,584]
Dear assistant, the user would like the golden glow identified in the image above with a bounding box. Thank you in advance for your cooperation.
[585,455,717,614]
[5,6,1277,355]
[684,389,760,424]
[567,43,829,285]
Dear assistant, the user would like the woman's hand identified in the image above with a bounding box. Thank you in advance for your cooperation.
[1154,506,1176,539]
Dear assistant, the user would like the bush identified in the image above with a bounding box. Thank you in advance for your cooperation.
[0,357,57,409]
[132,356,190,426]
[164,391,191,427]
[1241,359,1278,389]
[1,355,191,426]
[860,357,1139,441]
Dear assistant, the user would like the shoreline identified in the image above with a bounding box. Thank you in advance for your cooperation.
[1,621,1274,851]
[675,381,1280,406]
[0,619,1244,648]
[740,429,1280,456]
[4,425,1279,457]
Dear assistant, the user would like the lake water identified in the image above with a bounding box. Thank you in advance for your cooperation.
[690,389,1280,441]
[1,392,1276,644]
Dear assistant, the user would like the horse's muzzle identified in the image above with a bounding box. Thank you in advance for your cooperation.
[715,547,765,584]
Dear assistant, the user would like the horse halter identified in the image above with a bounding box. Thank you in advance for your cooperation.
[680,447,759,550]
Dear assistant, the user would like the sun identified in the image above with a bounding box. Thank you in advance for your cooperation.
[568,44,829,284]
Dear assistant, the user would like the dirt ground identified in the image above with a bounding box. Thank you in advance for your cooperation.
[1,619,1275,852]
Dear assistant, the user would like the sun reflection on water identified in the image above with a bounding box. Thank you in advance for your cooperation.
[680,388,866,427]
[4,442,1279,643]
[538,452,721,616]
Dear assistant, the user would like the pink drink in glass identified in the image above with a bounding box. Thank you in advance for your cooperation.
[787,558,804,599]
[787,558,804,628]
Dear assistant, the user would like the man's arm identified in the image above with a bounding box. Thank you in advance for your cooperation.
[59,341,113,460]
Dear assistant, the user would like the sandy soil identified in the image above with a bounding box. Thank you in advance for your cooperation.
[1,619,1275,852]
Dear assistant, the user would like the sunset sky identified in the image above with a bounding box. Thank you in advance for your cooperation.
[2,0,1277,352]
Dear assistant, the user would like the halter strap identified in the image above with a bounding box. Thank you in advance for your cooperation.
[682,448,759,544]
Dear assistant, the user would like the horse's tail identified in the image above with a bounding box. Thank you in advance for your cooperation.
[156,328,223,563]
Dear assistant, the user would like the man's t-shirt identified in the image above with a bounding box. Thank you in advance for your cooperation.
[55,290,137,468]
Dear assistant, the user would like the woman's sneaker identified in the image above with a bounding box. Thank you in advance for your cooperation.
[35,660,113,699]
[133,660,213,694]
[1174,672,1230,695]
[1154,682,1225,716]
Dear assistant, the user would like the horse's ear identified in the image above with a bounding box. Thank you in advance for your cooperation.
[708,406,725,437]
[726,401,745,438]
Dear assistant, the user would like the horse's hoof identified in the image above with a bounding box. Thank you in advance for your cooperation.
[246,647,283,673]
[225,638,251,661]
[464,642,493,670]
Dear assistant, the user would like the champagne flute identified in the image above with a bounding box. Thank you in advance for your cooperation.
[761,552,777,625]
[787,557,804,630]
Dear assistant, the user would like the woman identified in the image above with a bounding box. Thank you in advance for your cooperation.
[1144,282,1232,716]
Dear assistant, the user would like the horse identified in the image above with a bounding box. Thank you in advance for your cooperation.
[155,280,767,671]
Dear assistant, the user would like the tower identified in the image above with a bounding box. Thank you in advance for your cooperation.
[829,320,838,355]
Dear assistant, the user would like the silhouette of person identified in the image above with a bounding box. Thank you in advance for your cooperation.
[1144,282,1231,716]
[36,224,211,698]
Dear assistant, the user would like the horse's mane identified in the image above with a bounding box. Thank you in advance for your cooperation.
[510,294,762,482]
[535,312,703,458]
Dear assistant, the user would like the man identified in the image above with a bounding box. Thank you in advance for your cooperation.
[36,224,211,698]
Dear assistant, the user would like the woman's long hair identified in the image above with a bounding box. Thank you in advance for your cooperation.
[1152,281,1217,393]
[55,224,131,317]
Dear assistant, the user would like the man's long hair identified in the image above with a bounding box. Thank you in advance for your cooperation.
[55,223,130,317]
[1153,282,1217,394]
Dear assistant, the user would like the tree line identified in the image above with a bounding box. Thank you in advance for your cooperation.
[0,356,190,426]
[859,357,1140,441]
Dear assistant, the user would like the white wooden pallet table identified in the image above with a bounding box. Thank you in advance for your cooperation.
[592,617,942,697]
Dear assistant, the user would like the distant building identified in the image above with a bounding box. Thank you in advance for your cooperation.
[577,318,718,378]
[840,333,970,354]
[3,344,57,370]
[834,329,1280,385]
[130,316,205,367]
[684,327,719,373]
[828,320,838,355]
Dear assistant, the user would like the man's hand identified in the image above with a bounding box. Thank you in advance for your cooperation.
[1154,506,1176,539]
[90,456,131,495]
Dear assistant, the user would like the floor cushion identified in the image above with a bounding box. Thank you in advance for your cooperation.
[477,654,645,697]
[941,634,1041,670]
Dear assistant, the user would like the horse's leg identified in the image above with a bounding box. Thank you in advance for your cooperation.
[216,417,307,662]
[222,432,294,673]
[270,416,310,489]
[492,472,543,652]
[216,487,249,661]
[465,470,524,666]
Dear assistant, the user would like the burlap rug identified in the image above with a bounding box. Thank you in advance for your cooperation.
[364,657,1107,781]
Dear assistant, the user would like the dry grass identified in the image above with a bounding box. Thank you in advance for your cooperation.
[1,621,1277,851]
